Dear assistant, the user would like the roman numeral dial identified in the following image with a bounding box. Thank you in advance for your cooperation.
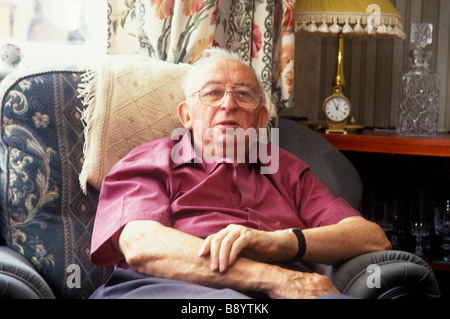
[325,97,350,122]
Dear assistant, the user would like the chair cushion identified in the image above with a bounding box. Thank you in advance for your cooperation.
[77,55,192,193]
[331,250,441,299]
[0,67,112,298]
[0,246,55,298]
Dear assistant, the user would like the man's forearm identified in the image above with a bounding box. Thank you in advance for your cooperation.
[118,220,277,294]
[302,216,392,264]
[118,220,341,298]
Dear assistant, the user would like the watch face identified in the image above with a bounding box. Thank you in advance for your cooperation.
[325,97,350,122]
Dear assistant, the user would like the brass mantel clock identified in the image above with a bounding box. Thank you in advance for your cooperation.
[323,85,351,134]
[323,33,351,134]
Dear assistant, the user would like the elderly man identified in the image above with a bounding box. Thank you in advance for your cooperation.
[89,48,391,299]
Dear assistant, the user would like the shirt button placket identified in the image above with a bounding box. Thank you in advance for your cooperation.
[229,165,240,208]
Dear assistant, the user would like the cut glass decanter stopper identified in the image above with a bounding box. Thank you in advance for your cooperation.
[410,23,433,48]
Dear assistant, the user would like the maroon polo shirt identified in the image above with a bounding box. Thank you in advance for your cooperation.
[90,133,360,266]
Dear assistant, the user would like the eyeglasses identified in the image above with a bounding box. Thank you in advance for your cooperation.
[193,84,261,109]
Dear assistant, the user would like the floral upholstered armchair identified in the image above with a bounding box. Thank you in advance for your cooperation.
[0,59,441,299]
[0,65,111,298]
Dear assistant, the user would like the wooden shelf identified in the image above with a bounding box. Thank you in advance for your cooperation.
[320,129,450,157]
[428,261,450,272]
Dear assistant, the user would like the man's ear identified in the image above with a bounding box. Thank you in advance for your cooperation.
[177,101,193,130]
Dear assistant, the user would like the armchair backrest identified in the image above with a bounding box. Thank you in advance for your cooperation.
[0,67,112,298]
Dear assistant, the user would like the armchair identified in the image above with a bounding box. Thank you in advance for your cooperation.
[0,63,440,299]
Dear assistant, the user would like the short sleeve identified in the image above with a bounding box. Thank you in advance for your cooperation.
[295,168,361,229]
[90,141,173,266]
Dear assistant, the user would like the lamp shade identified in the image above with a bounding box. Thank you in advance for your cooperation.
[295,0,405,39]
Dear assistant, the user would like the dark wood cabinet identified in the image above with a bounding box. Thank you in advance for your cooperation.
[320,130,450,298]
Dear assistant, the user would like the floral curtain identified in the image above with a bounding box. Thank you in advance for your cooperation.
[106,0,296,109]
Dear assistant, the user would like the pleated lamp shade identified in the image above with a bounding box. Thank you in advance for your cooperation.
[295,0,405,39]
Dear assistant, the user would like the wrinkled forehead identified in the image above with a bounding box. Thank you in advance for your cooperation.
[196,58,260,90]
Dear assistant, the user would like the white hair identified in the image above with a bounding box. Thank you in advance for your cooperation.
[183,47,265,105]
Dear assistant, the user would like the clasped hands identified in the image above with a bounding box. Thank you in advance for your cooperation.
[198,224,296,272]
[197,224,340,299]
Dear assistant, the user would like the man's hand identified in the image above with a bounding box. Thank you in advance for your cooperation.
[267,266,341,299]
[119,221,338,298]
[198,217,392,272]
[198,224,298,272]
[197,224,341,298]
[119,218,389,299]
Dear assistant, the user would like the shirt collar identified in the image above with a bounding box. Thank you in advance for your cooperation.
[171,132,220,174]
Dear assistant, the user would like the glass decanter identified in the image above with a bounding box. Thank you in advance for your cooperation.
[397,23,440,136]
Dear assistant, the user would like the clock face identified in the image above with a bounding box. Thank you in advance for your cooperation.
[325,97,350,122]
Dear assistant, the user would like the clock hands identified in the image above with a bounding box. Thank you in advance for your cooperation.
[326,98,350,121]
[333,99,340,111]
[331,99,346,114]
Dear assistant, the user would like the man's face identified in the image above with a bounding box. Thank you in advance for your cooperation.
[178,58,268,159]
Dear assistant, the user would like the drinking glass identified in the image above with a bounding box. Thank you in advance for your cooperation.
[410,188,431,257]
[433,200,450,263]
[411,220,429,257]
[370,199,401,248]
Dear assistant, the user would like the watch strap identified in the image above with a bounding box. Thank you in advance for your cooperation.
[286,228,307,261]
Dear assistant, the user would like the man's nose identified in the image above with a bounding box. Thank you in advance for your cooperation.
[220,90,239,112]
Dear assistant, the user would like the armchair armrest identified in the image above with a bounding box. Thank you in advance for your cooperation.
[0,246,55,299]
[330,250,440,299]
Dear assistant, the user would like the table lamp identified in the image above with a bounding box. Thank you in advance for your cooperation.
[295,0,405,134]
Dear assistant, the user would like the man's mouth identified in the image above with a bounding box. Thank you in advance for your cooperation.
[214,120,240,130]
